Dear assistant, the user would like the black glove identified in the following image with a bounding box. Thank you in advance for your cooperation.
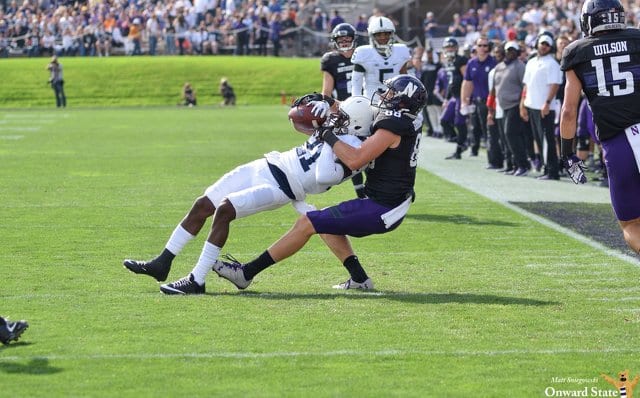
[562,154,587,184]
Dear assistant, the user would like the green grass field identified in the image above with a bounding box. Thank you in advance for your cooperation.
[1,106,639,397]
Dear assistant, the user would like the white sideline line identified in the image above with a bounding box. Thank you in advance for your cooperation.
[1,348,639,362]
[418,137,640,267]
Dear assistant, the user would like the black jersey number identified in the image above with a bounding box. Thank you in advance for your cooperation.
[378,68,394,84]
[591,55,634,97]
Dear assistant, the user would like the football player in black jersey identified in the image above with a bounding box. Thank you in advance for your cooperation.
[321,23,367,199]
[321,23,356,102]
[560,0,640,255]
[320,23,365,198]
[213,75,427,290]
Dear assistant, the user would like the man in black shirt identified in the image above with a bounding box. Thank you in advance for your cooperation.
[560,0,640,255]
[213,75,427,290]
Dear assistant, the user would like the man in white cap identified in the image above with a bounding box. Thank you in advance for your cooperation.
[520,32,563,179]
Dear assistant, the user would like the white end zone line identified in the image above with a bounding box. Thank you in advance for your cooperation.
[1,347,639,362]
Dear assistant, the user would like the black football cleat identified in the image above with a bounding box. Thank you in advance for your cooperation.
[160,274,205,295]
[0,318,29,345]
[123,258,170,282]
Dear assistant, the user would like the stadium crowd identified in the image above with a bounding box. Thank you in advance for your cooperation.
[0,0,372,57]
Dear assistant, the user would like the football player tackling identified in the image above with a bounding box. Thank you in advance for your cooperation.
[212,75,427,291]
[124,96,374,294]
[560,0,640,255]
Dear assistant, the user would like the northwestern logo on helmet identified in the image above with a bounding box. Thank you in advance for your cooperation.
[399,83,419,98]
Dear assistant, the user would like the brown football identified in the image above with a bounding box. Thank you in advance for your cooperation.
[288,103,327,135]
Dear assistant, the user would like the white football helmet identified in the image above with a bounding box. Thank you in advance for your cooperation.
[337,96,374,137]
[367,16,395,57]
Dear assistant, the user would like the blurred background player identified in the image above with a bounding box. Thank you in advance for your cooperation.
[441,37,469,159]
[320,22,366,199]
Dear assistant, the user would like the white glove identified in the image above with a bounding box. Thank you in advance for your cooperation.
[459,103,476,116]
[309,100,330,118]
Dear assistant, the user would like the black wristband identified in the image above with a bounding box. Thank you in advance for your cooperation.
[322,95,336,107]
[561,137,574,157]
[323,131,340,147]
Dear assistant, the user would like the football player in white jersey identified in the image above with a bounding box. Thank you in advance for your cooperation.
[124,96,375,295]
[350,16,412,100]
[351,16,422,132]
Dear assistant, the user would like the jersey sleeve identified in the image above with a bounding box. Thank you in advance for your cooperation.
[320,52,332,72]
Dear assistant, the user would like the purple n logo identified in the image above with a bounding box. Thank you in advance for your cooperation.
[632,125,640,136]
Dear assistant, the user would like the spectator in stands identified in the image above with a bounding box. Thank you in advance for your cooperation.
[448,13,466,37]
[422,11,438,41]
[95,24,111,57]
[147,14,162,56]
[328,9,343,31]
[219,77,236,106]
[128,18,142,55]
[233,12,250,55]
[269,11,282,56]
[280,9,297,56]
[81,25,96,57]
[174,13,189,55]
[47,55,66,108]
[354,13,368,47]
[182,82,197,106]
[164,13,177,55]
[254,12,269,56]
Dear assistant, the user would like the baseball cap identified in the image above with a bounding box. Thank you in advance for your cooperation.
[538,34,553,46]
[504,41,519,51]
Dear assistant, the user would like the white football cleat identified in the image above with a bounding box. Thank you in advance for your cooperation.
[332,278,375,290]
[212,255,252,290]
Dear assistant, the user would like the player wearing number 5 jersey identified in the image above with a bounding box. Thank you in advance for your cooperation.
[560,0,640,255]
[350,16,411,100]
[123,96,374,294]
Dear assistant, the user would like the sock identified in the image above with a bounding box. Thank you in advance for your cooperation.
[156,248,175,266]
[343,255,368,283]
[243,251,275,280]
[165,225,195,256]
[191,241,220,285]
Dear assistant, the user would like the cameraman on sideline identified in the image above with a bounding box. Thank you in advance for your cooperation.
[47,56,66,108]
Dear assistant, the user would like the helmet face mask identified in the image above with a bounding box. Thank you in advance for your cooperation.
[372,75,427,116]
[331,23,356,52]
[580,0,626,36]
[367,16,396,57]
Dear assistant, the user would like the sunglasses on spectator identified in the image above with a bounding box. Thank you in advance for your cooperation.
[477,44,489,47]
